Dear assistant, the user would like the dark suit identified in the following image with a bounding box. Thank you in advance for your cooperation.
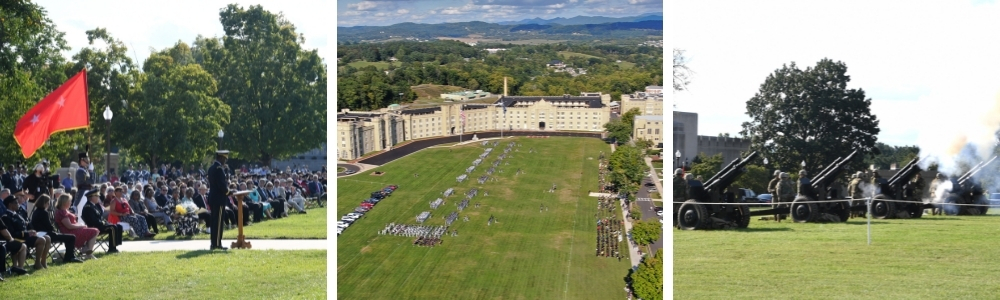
[207,160,230,249]
[82,201,121,250]
[2,210,38,246]
[74,167,94,210]
[30,208,78,261]
[193,193,207,209]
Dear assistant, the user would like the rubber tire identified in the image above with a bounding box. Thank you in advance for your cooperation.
[975,195,989,215]
[834,201,851,222]
[734,205,751,228]
[871,195,896,219]
[791,197,819,223]
[908,203,924,218]
[677,200,708,230]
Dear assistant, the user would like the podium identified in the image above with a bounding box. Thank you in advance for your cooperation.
[231,190,253,249]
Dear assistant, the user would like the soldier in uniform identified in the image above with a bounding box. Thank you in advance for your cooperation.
[797,170,811,197]
[767,170,781,196]
[776,172,795,221]
[673,169,687,201]
[929,173,944,215]
[74,151,95,211]
[848,172,865,218]
[208,150,232,250]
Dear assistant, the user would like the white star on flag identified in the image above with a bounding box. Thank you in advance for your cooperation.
[56,96,66,107]
[30,114,39,125]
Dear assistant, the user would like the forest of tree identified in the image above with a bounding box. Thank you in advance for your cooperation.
[337,40,663,111]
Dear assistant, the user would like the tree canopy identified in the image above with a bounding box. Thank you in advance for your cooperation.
[630,220,661,247]
[740,58,880,175]
[631,248,663,300]
[608,144,648,197]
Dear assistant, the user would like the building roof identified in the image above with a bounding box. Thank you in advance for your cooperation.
[635,115,664,121]
[548,60,563,65]
[496,95,604,109]
[646,85,663,89]
[399,107,441,115]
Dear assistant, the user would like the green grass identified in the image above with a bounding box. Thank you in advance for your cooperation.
[346,60,391,70]
[558,51,600,60]
[674,213,1000,299]
[652,161,663,177]
[616,61,635,69]
[337,137,630,299]
[503,39,569,45]
[4,250,326,299]
[144,207,327,241]
[338,167,347,173]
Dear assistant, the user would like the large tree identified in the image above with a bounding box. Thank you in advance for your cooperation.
[208,4,327,165]
[0,3,79,165]
[121,42,230,167]
[630,220,661,251]
[740,59,880,175]
[672,48,690,93]
[631,248,663,300]
[609,144,648,198]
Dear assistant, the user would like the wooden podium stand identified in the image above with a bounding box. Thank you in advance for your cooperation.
[231,190,253,249]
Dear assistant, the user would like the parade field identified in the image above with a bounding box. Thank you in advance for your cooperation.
[4,250,327,298]
[674,212,1000,299]
[148,207,328,241]
[337,137,632,299]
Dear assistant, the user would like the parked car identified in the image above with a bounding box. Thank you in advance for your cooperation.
[756,194,773,203]
[344,170,355,175]
[386,185,398,190]
[654,207,663,216]
[739,188,758,203]
[990,193,1000,208]
[342,215,358,221]
[346,212,363,218]
[371,192,385,199]
[341,217,356,224]
[337,221,350,229]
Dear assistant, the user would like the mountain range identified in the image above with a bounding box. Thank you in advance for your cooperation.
[496,13,662,26]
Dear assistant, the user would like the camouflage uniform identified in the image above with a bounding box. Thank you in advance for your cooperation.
[797,170,811,197]
[673,175,688,202]
[849,174,863,199]
[777,174,796,203]
[767,170,781,195]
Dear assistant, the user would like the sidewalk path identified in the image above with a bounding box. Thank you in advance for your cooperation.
[115,239,327,252]
[620,197,642,269]
[644,156,664,200]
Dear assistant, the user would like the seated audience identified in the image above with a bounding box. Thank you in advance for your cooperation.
[54,194,99,260]
[29,194,84,263]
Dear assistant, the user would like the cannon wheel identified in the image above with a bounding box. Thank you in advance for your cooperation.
[975,195,989,215]
[790,197,818,223]
[942,195,960,216]
[871,195,896,219]
[677,200,708,230]
[734,204,751,228]
[907,203,924,218]
[832,201,851,222]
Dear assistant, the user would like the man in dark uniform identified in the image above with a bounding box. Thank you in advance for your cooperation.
[74,152,94,211]
[81,190,121,253]
[208,150,231,250]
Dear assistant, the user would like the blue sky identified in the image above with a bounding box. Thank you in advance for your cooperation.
[336,0,662,27]
[39,1,329,66]
[674,0,1000,171]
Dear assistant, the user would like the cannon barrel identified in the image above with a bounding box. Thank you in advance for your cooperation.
[957,160,985,183]
[703,156,741,189]
[887,157,920,187]
[704,151,759,193]
[958,156,998,186]
[811,150,859,190]
[813,156,842,184]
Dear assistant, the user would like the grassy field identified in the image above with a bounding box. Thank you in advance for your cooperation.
[674,212,1000,299]
[410,84,467,99]
[346,60,391,70]
[143,207,326,241]
[337,137,630,299]
[558,51,600,59]
[4,250,326,298]
[616,61,636,69]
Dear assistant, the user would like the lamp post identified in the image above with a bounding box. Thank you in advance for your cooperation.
[103,105,113,182]
[217,129,225,149]
[675,150,681,170]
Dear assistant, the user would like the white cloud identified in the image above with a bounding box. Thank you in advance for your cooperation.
[397,9,409,14]
[348,1,378,11]
[628,0,653,4]
[440,8,463,15]
[374,12,388,17]
[547,3,566,8]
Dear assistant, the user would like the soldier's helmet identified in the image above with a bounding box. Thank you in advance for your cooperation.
[780,172,789,179]
[851,173,858,179]
[936,173,946,179]
[856,171,864,177]
[674,168,683,175]
[799,170,807,176]
[774,170,781,176]
[684,173,694,181]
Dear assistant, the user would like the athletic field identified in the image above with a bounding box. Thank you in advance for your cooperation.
[674,211,1000,299]
[337,137,631,299]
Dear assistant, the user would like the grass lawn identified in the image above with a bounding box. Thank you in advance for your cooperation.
[141,207,327,241]
[674,212,1000,299]
[337,137,630,299]
[652,161,663,177]
[3,250,326,298]
[338,167,347,173]
[558,51,600,60]
[346,60,390,70]
[616,61,636,69]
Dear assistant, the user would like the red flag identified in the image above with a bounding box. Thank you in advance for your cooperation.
[14,69,90,158]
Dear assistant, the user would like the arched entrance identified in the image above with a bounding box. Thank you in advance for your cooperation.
[450,127,455,135]
[539,122,546,130]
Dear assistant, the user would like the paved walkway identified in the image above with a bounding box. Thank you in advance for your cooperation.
[111,239,327,252]
[645,156,664,200]
[620,197,642,269]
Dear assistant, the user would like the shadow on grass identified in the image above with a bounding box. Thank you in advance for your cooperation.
[176,250,229,259]
[733,227,793,232]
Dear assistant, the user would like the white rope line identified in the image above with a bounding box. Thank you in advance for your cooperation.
[670,198,996,207]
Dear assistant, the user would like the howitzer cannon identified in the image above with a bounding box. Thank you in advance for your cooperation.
[675,152,758,230]
[867,157,929,219]
[748,150,860,223]
[939,156,995,215]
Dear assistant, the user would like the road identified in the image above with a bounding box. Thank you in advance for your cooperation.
[338,163,361,177]
[633,172,663,256]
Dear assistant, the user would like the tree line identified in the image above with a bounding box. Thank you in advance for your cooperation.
[337,40,662,111]
[0,2,326,170]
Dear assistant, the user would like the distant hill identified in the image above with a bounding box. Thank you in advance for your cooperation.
[338,19,662,43]
[497,13,662,25]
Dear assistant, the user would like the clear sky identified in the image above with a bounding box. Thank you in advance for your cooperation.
[675,0,1000,168]
[336,0,662,27]
[39,0,329,65]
